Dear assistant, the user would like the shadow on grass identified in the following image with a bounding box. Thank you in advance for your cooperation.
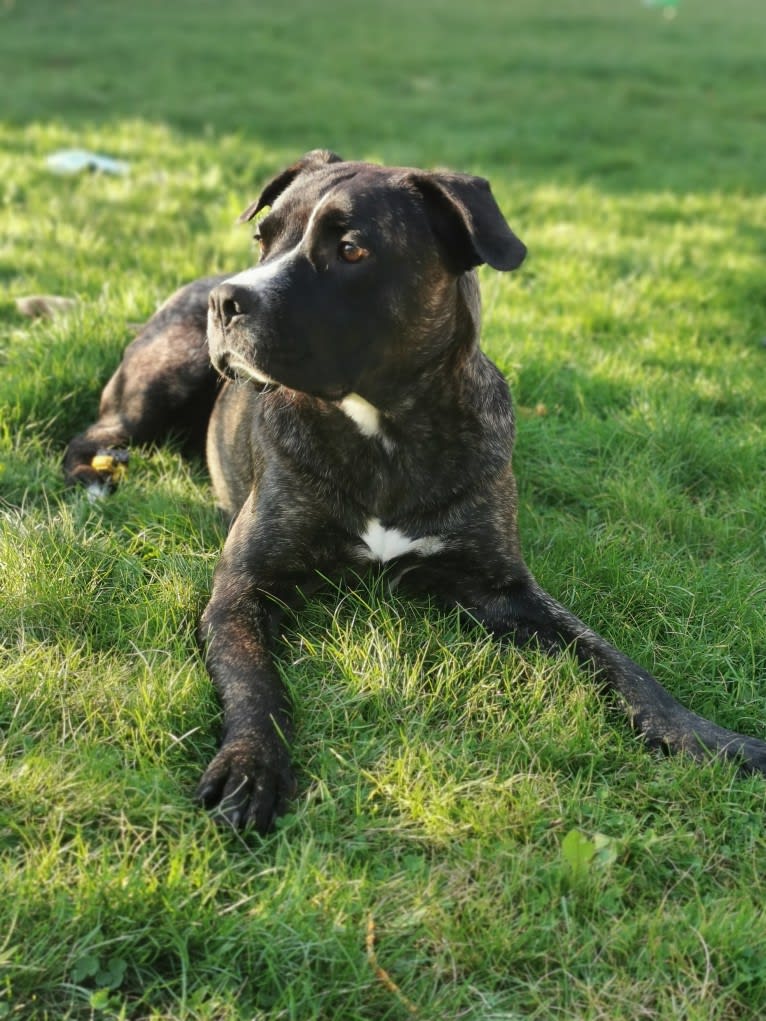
[2,0,765,193]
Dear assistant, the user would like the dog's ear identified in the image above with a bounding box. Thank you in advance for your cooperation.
[238,150,344,223]
[410,171,526,273]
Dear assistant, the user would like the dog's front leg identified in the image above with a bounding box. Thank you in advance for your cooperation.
[194,493,307,832]
[196,586,295,833]
[462,571,766,775]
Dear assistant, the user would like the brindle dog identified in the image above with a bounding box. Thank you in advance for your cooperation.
[65,150,766,831]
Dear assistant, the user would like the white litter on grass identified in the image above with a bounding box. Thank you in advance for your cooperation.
[46,149,130,175]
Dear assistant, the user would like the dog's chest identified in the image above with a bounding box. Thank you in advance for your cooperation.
[357,517,444,564]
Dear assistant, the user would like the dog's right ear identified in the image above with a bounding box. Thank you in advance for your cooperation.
[237,150,344,223]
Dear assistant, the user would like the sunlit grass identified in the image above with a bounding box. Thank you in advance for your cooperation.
[1,0,766,1017]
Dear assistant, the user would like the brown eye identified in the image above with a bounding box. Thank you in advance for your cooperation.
[253,231,265,256]
[339,241,369,264]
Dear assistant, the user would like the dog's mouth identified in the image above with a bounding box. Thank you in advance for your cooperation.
[214,350,279,388]
[213,350,348,402]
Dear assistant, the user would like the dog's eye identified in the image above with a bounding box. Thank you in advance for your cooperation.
[253,231,265,256]
[338,241,369,264]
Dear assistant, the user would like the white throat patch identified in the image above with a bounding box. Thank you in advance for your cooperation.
[338,393,381,437]
[359,517,444,564]
[338,393,394,451]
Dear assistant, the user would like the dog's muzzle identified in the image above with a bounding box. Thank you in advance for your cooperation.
[207,283,274,385]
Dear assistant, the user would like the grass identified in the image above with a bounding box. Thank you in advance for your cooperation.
[1,0,766,1017]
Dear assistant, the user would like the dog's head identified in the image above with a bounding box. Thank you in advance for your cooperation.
[207,150,526,402]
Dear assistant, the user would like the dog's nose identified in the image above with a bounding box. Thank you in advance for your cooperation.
[209,283,256,328]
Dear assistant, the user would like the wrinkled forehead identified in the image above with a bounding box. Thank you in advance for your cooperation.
[264,163,422,240]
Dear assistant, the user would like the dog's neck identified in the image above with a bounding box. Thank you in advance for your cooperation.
[256,272,515,519]
[337,270,484,416]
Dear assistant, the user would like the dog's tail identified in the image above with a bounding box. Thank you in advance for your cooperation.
[484,577,766,774]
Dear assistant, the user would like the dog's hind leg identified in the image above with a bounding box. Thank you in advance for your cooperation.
[64,275,226,492]
[464,573,766,775]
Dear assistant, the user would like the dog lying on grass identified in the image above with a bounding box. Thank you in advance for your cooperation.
[65,150,766,831]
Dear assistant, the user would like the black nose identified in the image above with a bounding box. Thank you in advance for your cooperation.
[209,283,257,328]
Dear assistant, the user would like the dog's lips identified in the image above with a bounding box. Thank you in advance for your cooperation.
[214,350,348,401]
[215,351,278,387]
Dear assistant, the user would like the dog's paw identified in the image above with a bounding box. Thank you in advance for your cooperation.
[672,725,766,778]
[195,736,296,833]
[64,442,129,495]
[732,734,766,777]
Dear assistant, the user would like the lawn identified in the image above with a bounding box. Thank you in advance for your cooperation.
[1,0,766,1018]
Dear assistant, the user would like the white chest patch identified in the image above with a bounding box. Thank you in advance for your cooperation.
[359,517,444,564]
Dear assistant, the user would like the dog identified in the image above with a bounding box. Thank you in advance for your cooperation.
[64,149,766,831]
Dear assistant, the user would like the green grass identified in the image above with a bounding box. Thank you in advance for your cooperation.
[2,0,766,1017]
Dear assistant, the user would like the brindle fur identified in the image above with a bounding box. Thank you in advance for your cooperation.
[65,151,766,831]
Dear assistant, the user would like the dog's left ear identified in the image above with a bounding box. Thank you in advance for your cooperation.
[410,171,526,273]
[237,150,344,223]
